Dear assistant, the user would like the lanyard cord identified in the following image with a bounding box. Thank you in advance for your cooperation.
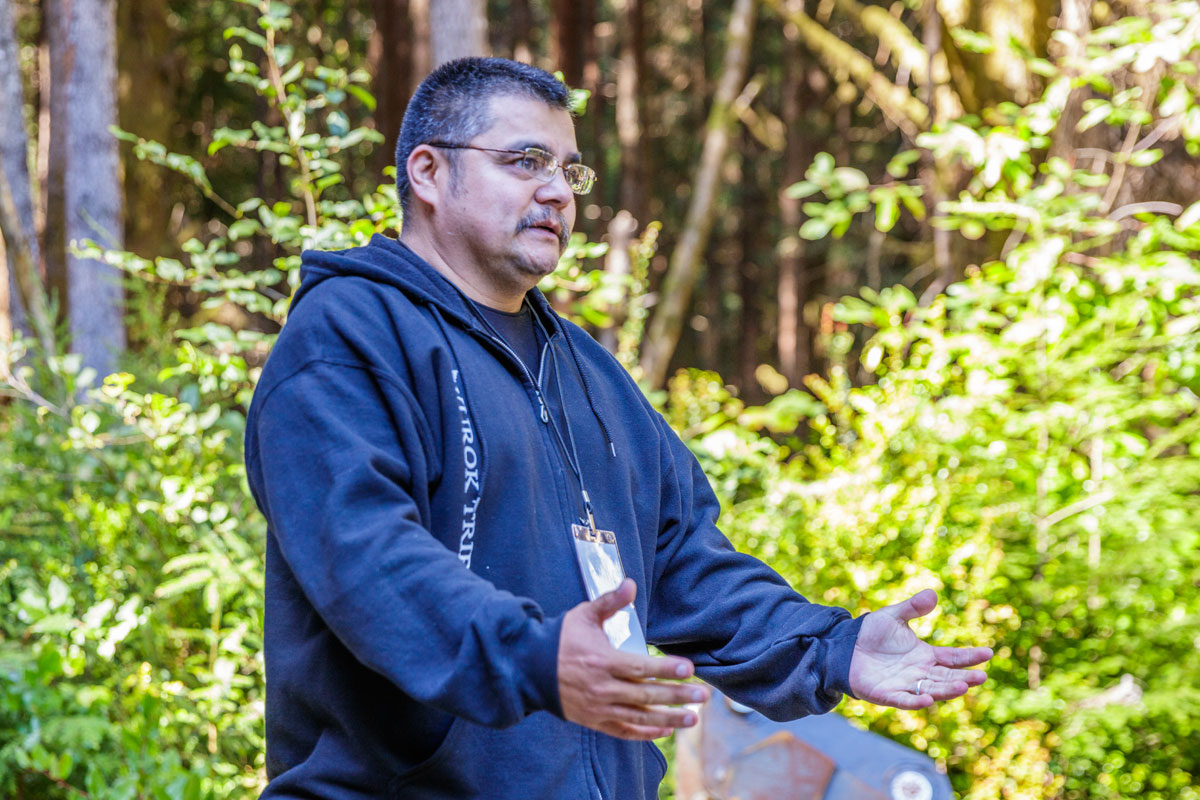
[470,299,597,529]
[546,337,598,530]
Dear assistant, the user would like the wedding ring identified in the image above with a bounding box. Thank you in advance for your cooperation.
[915,679,927,696]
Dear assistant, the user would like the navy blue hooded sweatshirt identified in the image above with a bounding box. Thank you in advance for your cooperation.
[243,234,863,799]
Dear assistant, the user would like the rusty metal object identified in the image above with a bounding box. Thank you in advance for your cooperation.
[675,689,951,800]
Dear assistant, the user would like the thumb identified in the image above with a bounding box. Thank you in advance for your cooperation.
[880,588,938,623]
[589,578,636,623]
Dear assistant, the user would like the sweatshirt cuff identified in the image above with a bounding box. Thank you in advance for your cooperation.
[516,612,565,718]
[823,613,865,701]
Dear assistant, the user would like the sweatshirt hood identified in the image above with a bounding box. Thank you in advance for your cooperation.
[293,233,560,334]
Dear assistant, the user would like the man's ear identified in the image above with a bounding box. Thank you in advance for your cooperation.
[407,145,444,208]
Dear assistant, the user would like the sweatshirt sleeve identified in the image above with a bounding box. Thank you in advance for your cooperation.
[246,359,563,728]
[645,415,863,720]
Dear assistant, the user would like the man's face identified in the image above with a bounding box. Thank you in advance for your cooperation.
[438,94,579,294]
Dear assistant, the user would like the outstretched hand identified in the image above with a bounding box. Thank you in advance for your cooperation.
[848,589,992,710]
[558,579,710,740]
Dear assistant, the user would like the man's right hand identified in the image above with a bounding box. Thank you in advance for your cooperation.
[558,578,710,740]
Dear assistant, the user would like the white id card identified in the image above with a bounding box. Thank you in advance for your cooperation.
[571,524,649,656]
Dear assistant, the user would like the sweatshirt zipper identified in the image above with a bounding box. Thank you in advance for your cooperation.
[484,332,550,423]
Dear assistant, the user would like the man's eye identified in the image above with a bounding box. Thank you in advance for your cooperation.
[518,151,551,171]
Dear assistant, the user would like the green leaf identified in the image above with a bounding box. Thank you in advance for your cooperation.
[832,167,869,193]
[1077,103,1111,132]
[223,26,267,49]
[228,219,261,240]
[1175,201,1200,230]
[900,192,927,221]
[875,196,898,232]
[799,218,831,240]
[327,110,350,137]
[1126,148,1163,167]
[949,27,994,53]
[885,150,921,178]
[279,61,304,87]
[156,571,212,599]
[346,84,377,112]
[785,180,820,199]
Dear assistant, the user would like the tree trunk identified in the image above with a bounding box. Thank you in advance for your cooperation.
[41,0,68,315]
[598,210,637,354]
[369,0,413,176]
[920,0,954,300]
[0,168,56,357]
[616,0,647,225]
[552,0,584,87]
[429,0,487,68]
[64,0,125,378]
[117,0,174,260]
[638,0,756,389]
[410,0,431,88]
[777,34,811,385]
[737,129,763,401]
[0,0,37,338]
[509,0,532,62]
[961,0,1052,107]
[1047,0,1095,163]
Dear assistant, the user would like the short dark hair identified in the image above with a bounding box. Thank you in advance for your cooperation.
[395,58,571,215]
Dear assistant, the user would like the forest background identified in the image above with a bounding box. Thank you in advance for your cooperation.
[2,0,1199,797]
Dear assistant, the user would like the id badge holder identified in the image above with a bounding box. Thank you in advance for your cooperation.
[571,523,649,656]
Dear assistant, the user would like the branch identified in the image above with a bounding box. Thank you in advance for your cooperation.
[765,0,928,136]
[638,0,757,388]
[1108,201,1182,220]
[261,7,318,231]
[0,167,57,355]
[834,0,928,84]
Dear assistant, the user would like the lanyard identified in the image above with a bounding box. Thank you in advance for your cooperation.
[471,300,600,533]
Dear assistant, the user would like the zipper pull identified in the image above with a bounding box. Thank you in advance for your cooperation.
[582,490,598,534]
[536,391,549,424]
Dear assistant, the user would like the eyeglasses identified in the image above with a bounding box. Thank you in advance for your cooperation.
[426,142,596,195]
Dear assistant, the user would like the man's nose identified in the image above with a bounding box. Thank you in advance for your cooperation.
[536,167,574,209]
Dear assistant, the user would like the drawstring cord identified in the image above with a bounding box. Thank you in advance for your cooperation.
[557,324,617,458]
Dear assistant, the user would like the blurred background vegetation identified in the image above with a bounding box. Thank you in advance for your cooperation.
[2,0,1199,797]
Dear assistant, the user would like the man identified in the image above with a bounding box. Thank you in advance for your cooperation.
[244,57,991,799]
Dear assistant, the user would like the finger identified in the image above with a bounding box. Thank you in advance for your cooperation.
[609,703,699,731]
[881,689,935,710]
[931,666,988,687]
[881,588,938,623]
[589,578,637,623]
[933,645,993,668]
[609,651,697,682]
[602,677,709,708]
[603,722,675,741]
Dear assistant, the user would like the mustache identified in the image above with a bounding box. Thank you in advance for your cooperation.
[516,210,571,250]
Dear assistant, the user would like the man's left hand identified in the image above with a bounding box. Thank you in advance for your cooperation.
[848,589,992,709]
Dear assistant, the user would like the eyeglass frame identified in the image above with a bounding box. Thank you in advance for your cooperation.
[424,141,596,195]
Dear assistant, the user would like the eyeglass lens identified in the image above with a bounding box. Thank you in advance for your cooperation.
[522,148,594,194]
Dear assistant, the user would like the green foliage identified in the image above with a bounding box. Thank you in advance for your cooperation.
[5,2,1199,799]
[2,2,655,796]
[699,4,1200,797]
[0,0,395,794]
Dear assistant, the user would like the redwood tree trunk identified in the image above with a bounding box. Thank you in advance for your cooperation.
[777,38,812,385]
[638,0,756,389]
[64,0,125,378]
[616,0,647,225]
[0,0,37,337]
[369,0,413,175]
[552,0,584,87]
[41,0,68,315]
[117,0,173,261]
[429,0,487,67]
